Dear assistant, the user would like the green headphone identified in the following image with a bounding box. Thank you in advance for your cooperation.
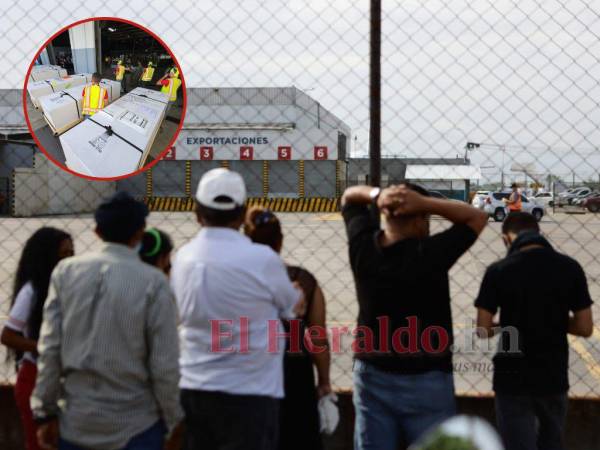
[143,228,162,257]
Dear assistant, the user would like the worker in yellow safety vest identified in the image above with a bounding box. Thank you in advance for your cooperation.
[81,72,109,119]
[156,67,182,118]
[504,183,523,212]
[115,60,126,81]
[140,61,155,87]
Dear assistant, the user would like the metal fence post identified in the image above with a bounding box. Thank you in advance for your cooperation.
[369,0,382,187]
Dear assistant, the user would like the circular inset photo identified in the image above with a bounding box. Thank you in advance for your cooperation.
[23,17,186,180]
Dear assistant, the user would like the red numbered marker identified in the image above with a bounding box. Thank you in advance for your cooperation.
[200,146,214,160]
[240,146,254,160]
[163,146,176,160]
[278,146,292,160]
[314,146,328,160]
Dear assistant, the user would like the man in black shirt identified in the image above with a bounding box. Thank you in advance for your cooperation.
[342,183,487,449]
[475,212,593,450]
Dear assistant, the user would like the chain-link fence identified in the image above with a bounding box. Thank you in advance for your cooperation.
[1,1,599,400]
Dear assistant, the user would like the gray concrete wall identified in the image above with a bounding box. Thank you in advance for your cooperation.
[116,171,147,199]
[229,160,264,197]
[190,161,222,195]
[269,160,299,197]
[305,160,336,197]
[152,161,187,197]
[11,153,115,217]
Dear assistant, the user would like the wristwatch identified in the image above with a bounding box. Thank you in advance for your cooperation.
[369,187,381,203]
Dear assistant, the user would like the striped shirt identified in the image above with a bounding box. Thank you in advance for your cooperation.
[31,243,183,450]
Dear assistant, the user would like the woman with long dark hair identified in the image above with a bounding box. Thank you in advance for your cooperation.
[138,228,174,275]
[244,207,331,450]
[1,227,73,450]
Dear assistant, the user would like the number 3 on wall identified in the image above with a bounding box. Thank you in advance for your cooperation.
[314,146,328,160]
[200,146,213,160]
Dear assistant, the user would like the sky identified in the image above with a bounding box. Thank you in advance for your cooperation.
[1,0,600,182]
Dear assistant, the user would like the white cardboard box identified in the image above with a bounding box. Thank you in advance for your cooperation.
[60,91,167,177]
[127,87,170,105]
[39,86,86,135]
[60,111,145,177]
[28,75,90,108]
[30,65,68,82]
[100,79,121,103]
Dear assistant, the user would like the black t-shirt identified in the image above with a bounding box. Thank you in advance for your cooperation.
[475,241,593,395]
[343,203,477,373]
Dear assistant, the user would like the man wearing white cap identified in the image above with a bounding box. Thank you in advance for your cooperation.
[170,168,304,450]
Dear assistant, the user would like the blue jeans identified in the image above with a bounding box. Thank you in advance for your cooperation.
[353,359,456,450]
[59,420,166,450]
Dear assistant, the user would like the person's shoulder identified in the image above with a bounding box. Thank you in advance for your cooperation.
[552,250,585,274]
[248,240,280,263]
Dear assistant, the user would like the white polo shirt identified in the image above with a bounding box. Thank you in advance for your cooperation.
[170,227,300,398]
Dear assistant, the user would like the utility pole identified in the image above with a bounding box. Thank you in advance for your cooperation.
[369,0,382,187]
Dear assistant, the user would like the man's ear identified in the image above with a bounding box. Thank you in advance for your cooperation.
[501,233,511,248]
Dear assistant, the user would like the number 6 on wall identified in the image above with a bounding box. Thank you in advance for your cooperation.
[314,146,328,160]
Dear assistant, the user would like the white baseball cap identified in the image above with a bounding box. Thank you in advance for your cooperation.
[195,168,246,210]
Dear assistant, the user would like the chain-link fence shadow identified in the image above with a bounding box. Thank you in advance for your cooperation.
[1,1,599,400]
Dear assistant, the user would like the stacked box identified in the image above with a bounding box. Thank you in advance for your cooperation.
[100,79,122,103]
[59,88,167,177]
[30,65,68,82]
[38,86,86,135]
[27,74,91,108]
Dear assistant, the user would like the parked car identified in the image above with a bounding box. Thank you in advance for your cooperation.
[482,192,545,222]
[471,191,490,209]
[533,191,554,207]
[583,194,600,213]
[557,187,593,206]
[572,191,597,206]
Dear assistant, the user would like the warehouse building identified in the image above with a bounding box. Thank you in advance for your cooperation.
[2,86,481,215]
[347,157,481,201]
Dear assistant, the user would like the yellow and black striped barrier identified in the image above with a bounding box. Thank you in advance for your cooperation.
[145,197,340,213]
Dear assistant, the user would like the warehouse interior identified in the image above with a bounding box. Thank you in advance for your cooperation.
[28,20,183,173]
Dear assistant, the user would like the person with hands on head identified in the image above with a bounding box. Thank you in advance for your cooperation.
[170,169,305,450]
[342,183,487,450]
[31,192,183,450]
[475,212,593,450]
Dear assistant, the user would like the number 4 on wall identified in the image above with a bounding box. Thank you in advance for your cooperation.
[240,146,254,160]
[314,146,328,160]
